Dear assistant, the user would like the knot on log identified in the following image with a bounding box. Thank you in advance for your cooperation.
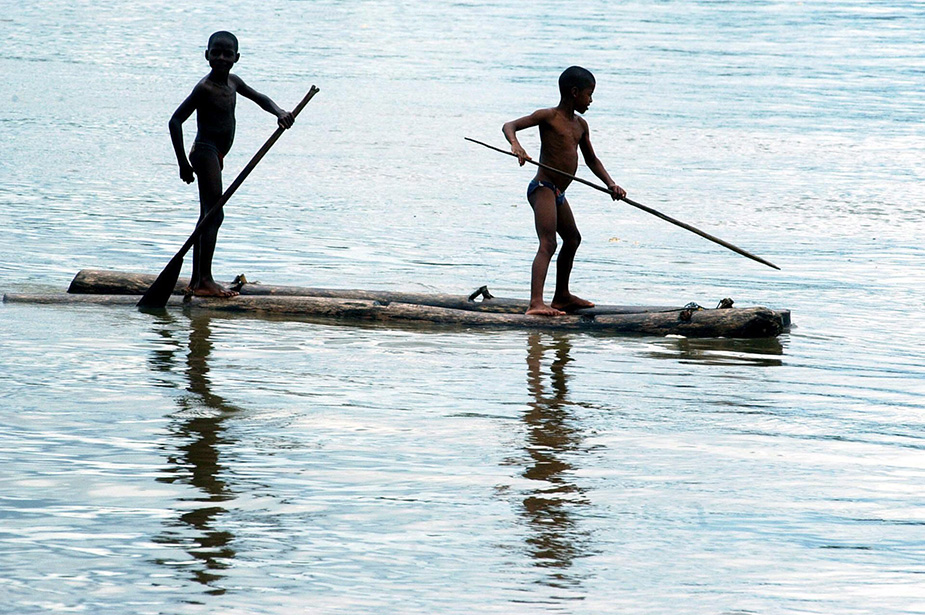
[716,297,735,309]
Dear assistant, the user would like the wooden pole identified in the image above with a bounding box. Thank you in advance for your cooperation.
[465,137,780,271]
[138,86,320,309]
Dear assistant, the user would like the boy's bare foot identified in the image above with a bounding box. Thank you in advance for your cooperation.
[186,280,239,298]
[525,302,565,317]
[551,294,595,313]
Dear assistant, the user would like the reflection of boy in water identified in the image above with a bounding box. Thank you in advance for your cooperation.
[153,313,240,592]
[523,333,588,572]
[169,31,294,298]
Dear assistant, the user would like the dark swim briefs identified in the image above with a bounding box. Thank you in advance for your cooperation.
[189,141,224,170]
[527,178,566,206]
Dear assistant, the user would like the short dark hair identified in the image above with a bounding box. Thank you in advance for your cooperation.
[208,31,239,51]
[558,66,595,96]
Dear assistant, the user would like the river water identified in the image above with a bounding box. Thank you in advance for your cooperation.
[2,1,924,613]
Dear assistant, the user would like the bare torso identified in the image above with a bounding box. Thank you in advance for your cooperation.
[194,75,238,155]
[536,108,587,192]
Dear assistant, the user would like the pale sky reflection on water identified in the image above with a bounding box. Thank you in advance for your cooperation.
[2,1,925,613]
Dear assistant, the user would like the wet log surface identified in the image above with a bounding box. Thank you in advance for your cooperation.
[67,269,649,314]
[66,269,789,321]
[3,268,792,338]
[5,292,784,337]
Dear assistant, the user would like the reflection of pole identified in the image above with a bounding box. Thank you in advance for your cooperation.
[151,313,240,593]
[522,333,587,575]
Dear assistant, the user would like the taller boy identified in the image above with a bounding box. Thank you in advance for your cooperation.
[169,31,294,297]
[503,66,626,316]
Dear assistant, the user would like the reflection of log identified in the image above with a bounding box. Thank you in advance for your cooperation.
[6,291,786,338]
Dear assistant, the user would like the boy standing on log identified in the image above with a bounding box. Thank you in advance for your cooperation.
[502,66,626,316]
[169,31,294,297]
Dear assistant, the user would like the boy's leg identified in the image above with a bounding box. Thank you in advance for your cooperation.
[551,199,594,312]
[190,150,237,297]
[526,187,564,316]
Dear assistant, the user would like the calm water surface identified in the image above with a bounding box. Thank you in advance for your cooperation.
[2,1,924,613]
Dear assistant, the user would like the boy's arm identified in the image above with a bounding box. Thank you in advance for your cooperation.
[169,90,198,184]
[579,122,626,200]
[502,109,551,166]
[234,76,294,129]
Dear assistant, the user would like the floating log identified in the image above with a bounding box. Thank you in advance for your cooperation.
[0,269,793,338]
[67,269,789,322]
[68,268,528,313]
[5,293,185,307]
[4,292,786,337]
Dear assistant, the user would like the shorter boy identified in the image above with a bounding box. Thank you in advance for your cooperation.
[169,31,294,297]
[502,66,626,316]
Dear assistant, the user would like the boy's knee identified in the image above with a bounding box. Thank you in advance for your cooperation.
[200,207,224,228]
[538,236,558,255]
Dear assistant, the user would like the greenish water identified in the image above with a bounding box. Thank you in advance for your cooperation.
[2,1,924,613]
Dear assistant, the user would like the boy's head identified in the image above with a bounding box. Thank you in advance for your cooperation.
[208,31,239,52]
[205,31,240,70]
[558,66,595,97]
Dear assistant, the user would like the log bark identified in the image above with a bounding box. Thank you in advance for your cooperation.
[67,269,685,315]
[184,295,784,337]
[68,269,189,296]
[7,291,785,338]
[5,293,186,306]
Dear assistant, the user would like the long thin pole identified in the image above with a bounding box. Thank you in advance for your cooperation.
[138,86,320,309]
[465,137,780,271]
